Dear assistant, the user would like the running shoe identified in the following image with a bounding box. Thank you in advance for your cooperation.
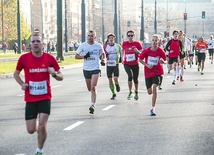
[127,92,132,100]
[176,76,179,80]
[89,105,95,114]
[201,72,204,75]
[172,80,175,85]
[115,84,120,92]
[180,76,184,82]
[35,152,42,155]
[134,91,138,101]
[150,108,156,116]
[111,94,116,100]
[168,70,170,74]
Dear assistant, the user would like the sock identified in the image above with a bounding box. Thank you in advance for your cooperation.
[176,66,179,77]
[109,83,115,95]
[91,102,95,106]
[180,67,183,77]
[115,81,119,85]
[36,148,43,153]
[173,70,176,81]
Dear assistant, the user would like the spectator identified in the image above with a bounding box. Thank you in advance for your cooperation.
[22,44,26,52]
[3,42,8,54]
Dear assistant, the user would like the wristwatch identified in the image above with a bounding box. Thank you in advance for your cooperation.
[52,73,57,78]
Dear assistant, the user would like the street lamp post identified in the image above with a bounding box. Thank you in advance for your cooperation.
[101,0,104,43]
[64,0,68,52]
[57,0,64,61]
[184,0,186,34]
[1,0,4,45]
[17,0,22,54]
[140,0,145,41]
[81,0,86,42]
[114,0,118,43]
[154,0,157,34]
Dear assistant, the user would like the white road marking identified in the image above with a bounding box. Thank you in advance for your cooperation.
[63,121,84,131]
[17,94,24,97]
[52,85,62,88]
[166,76,171,78]
[15,154,25,155]
[77,79,83,82]
[102,105,116,111]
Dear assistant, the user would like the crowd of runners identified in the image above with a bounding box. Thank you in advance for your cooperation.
[13,30,214,155]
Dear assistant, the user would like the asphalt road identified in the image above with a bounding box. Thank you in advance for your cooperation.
[0,59,214,155]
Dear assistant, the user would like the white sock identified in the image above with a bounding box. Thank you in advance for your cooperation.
[36,148,43,153]
[176,66,179,77]
[91,103,95,106]
[173,70,176,81]
[180,67,183,77]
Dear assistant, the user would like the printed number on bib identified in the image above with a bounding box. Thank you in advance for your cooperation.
[200,49,205,53]
[107,60,116,66]
[126,54,136,62]
[87,55,96,61]
[148,56,159,66]
[29,81,48,95]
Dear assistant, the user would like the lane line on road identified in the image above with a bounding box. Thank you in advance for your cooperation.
[102,105,116,111]
[17,94,24,97]
[77,79,83,82]
[63,121,84,131]
[52,85,62,88]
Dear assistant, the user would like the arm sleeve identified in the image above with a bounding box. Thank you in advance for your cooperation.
[165,40,172,52]
[179,40,183,52]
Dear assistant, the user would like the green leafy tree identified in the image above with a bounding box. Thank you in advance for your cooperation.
[0,0,31,44]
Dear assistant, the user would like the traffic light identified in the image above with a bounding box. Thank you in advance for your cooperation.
[202,11,205,19]
[184,13,187,20]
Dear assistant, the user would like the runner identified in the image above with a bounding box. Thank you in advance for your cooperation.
[207,35,214,64]
[122,30,143,100]
[195,37,208,75]
[13,33,63,155]
[187,38,194,68]
[165,30,182,85]
[139,34,167,116]
[75,30,105,114]
[103,33,122,100]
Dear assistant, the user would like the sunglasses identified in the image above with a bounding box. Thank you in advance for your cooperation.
[88,35,94,37]
[31,40,41,43]
[127,35,134,37]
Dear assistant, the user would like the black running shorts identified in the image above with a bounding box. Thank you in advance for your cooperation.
[168,57,178,64]
[83,69,100,79]
[145,75,162,89]
[25,100,51,120]
[106,65,119,78]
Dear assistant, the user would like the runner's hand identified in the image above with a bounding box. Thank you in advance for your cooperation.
[21,83,28,91]
[100,60,105,66]
[48,67,55,74]
[84,52,90,59]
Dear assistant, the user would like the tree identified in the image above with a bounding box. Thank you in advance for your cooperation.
[0,0,31,43]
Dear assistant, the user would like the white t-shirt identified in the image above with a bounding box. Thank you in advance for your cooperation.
[207,39,214,49]
[76,42,104,71]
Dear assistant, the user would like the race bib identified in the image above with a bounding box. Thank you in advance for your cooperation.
[107,60,116,66]
[148,56,159,66]
[126,54,136,62]
[29,80,48,95]
[87,55,96,61]
[200,49,205,53]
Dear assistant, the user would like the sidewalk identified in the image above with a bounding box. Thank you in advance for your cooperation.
[0,51,79,79]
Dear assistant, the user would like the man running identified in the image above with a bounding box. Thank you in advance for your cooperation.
[122,30,143,100]
[103,33,122,100]
[139,34,166,116]
[165,30,182,85]
[75,30,105,114]
[13,33,63,155]
[207,35,214,64]
[195,37,208,75]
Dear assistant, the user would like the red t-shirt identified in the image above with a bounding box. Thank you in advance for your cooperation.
[168,39,181,58]
[139,47,166,78]
[16,52,60,102]
[122,41,142,66]
[195,42,208,53]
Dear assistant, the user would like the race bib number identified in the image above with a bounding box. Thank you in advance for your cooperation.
[87,55,96,61]
[29,81,48,95]
[107,60,116,66]
[200,49,205,53]
[148,56,159,66]
[126,54,136,62]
